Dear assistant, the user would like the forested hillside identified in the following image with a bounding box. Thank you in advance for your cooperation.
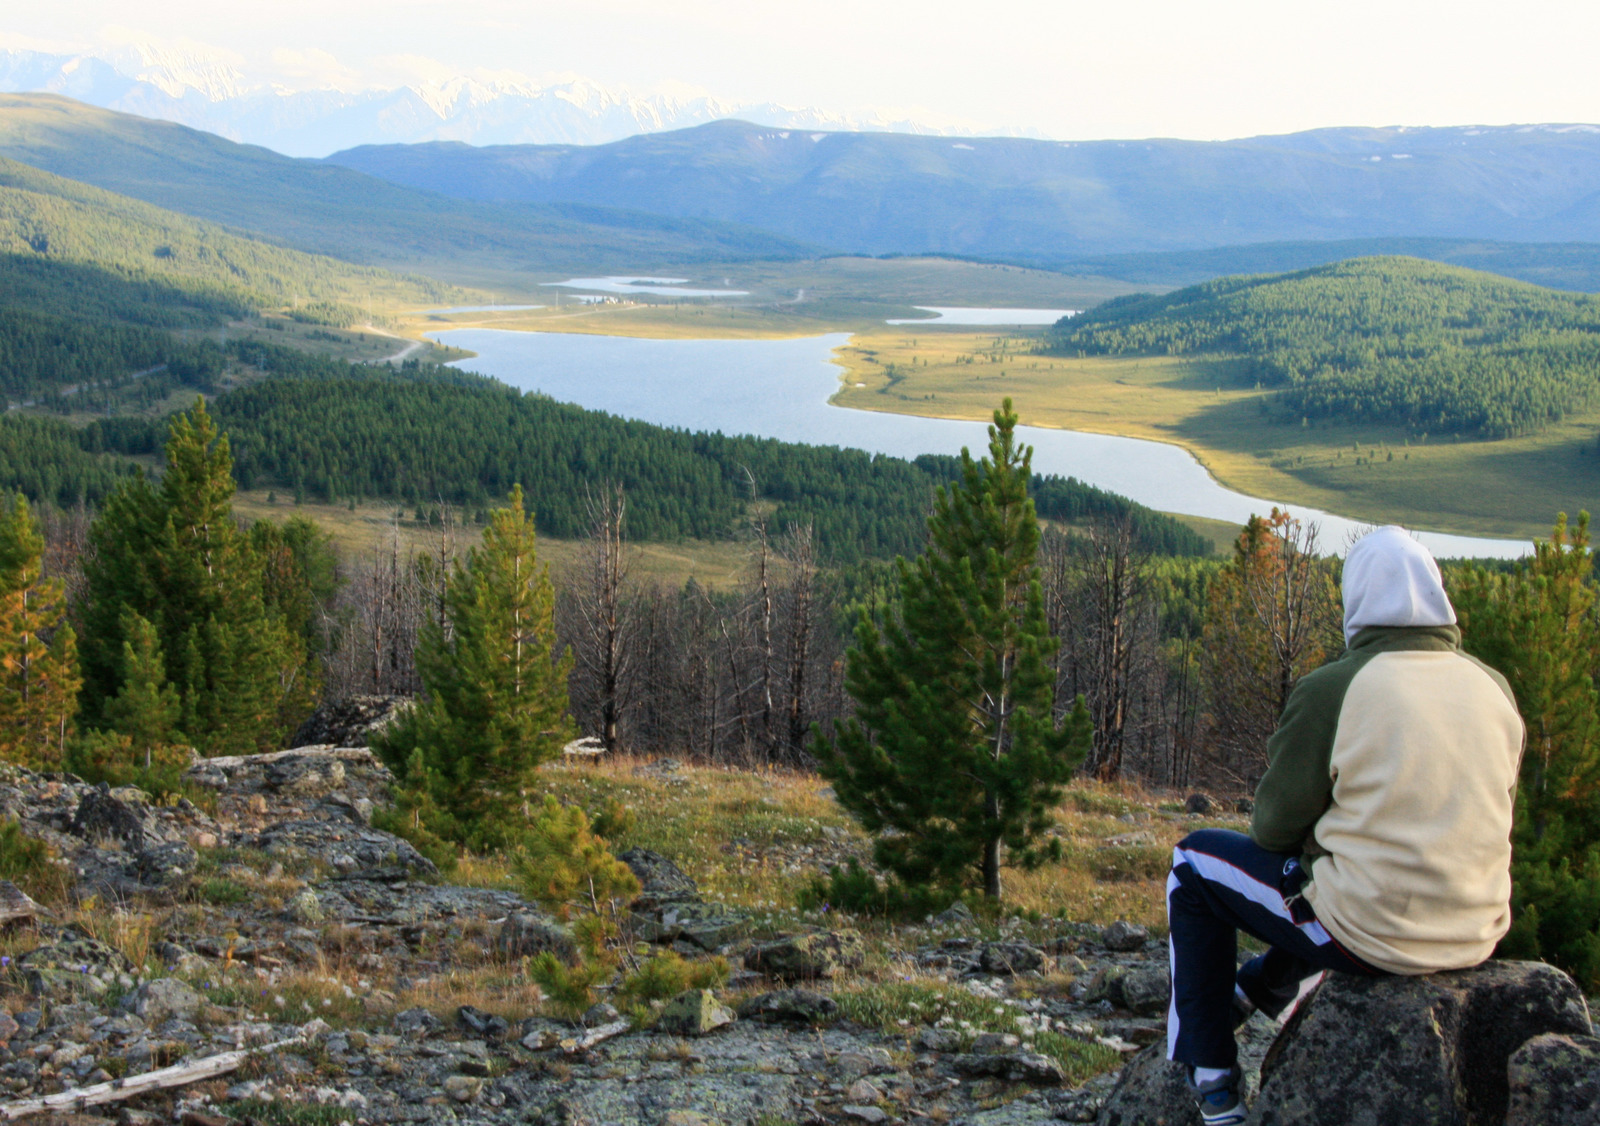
[29,346,1210,560]
[0,154,459,400]
[0,95,816,277]
[0,155,454,320]
[1046,256,1600,438]
[1063,238,1600,293]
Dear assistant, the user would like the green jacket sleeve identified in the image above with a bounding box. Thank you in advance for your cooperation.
[1250,661,1354,854]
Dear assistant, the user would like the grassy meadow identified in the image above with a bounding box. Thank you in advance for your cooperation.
[395,256,1143,343]
[830,327,1596,541]
[232,490,762,589]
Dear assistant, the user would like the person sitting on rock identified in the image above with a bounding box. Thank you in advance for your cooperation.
[1165,526,1525,1125]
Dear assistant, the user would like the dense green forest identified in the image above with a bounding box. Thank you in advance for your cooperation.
[0,155,463,401]
[22,345,1210,560]
[1046,256,1600,438]
[0,155,453,317]
[0,413,139,506]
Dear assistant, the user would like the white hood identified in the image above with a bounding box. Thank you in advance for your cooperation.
[1342,526,1457,645]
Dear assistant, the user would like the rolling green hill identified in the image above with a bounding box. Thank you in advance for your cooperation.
[1046,256,1600,438]
[0,154,456,325]
[0,95,816,280]
[1061,239,1600,293]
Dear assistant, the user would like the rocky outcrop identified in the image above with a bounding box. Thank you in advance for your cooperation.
[621,846,750,951]
[1506,1032,1600,1126]
[1096,961,1596,1126]
[291,694,413,747]
[746,929,866,980]
[1255,961,1591,1125]
[737,988,840,1026]
[656,989,736,1036]
[184,745,394,807]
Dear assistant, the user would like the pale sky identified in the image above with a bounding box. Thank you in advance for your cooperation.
[6,0,1598,139]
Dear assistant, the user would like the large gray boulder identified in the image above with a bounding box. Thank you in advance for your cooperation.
[1096,1044,1199,1126]
[745,930,866,980]
[1096,961,1594,1126]
[1505,1032,1600,1126]
[618,847,699,906]
[1254,961,1591,1125]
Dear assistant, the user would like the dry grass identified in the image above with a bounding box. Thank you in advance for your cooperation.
[230,490,758,589]
[519,756,1236,933]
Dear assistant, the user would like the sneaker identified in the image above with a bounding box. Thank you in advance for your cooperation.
[1190,1066,1246,1126]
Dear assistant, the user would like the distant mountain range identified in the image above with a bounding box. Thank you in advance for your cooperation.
[0,95,815,280]
[0,47,1009,158]
[324,119,1600,265]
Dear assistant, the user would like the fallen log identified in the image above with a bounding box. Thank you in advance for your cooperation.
[0,1035,303,1119]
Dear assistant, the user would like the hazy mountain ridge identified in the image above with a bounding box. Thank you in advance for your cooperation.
[0,47,1004,157]
[0,94,817,279]
[324,119,1600,262]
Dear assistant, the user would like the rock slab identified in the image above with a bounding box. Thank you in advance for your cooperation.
[1505,1032,1600,1126]
[1254,960,1592,1126]
[745,930,866,980]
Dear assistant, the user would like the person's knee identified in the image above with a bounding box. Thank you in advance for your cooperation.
[1175,827,1249,859]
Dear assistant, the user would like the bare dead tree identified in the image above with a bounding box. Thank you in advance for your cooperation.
[1201,510,1341,787]
[569,485,634,752]
[780,522,818,763]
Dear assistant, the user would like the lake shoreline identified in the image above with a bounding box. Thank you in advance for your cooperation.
[426,325,1528,559]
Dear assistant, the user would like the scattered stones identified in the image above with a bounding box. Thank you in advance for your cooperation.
[1506,1032,1600,1126]
[914,1026,961,1053]
[123,978,204,1025]
[1086,964,1170,1017]
[134,841,198,887]
[442,1074,484,1103]
[952,1050,1066,1086]
[929,901,976,928]
[634,898,750,950]
[977,941,1045,975]
[18,927,132,997]
[285,888,324,924]
[619,847,700,904]
[497,912,577,963]
[656,989,736,1036]
[736,989,839,1026]
[393,1007,441,1039]
[1100,920,1149,952]
[745,930,866,980]
[457,1004,511,1041]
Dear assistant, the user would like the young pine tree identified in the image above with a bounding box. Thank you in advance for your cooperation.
[78,399,305,755]
[1450,512,1600,987]
[105,612,182,770]
[815,401,1091,900]
[0,494,79,768]
[377,486,573,840]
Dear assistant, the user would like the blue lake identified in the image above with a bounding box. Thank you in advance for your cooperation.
[429,328,1528,559]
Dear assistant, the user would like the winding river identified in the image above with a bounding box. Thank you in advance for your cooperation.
[427,328,1527,559]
